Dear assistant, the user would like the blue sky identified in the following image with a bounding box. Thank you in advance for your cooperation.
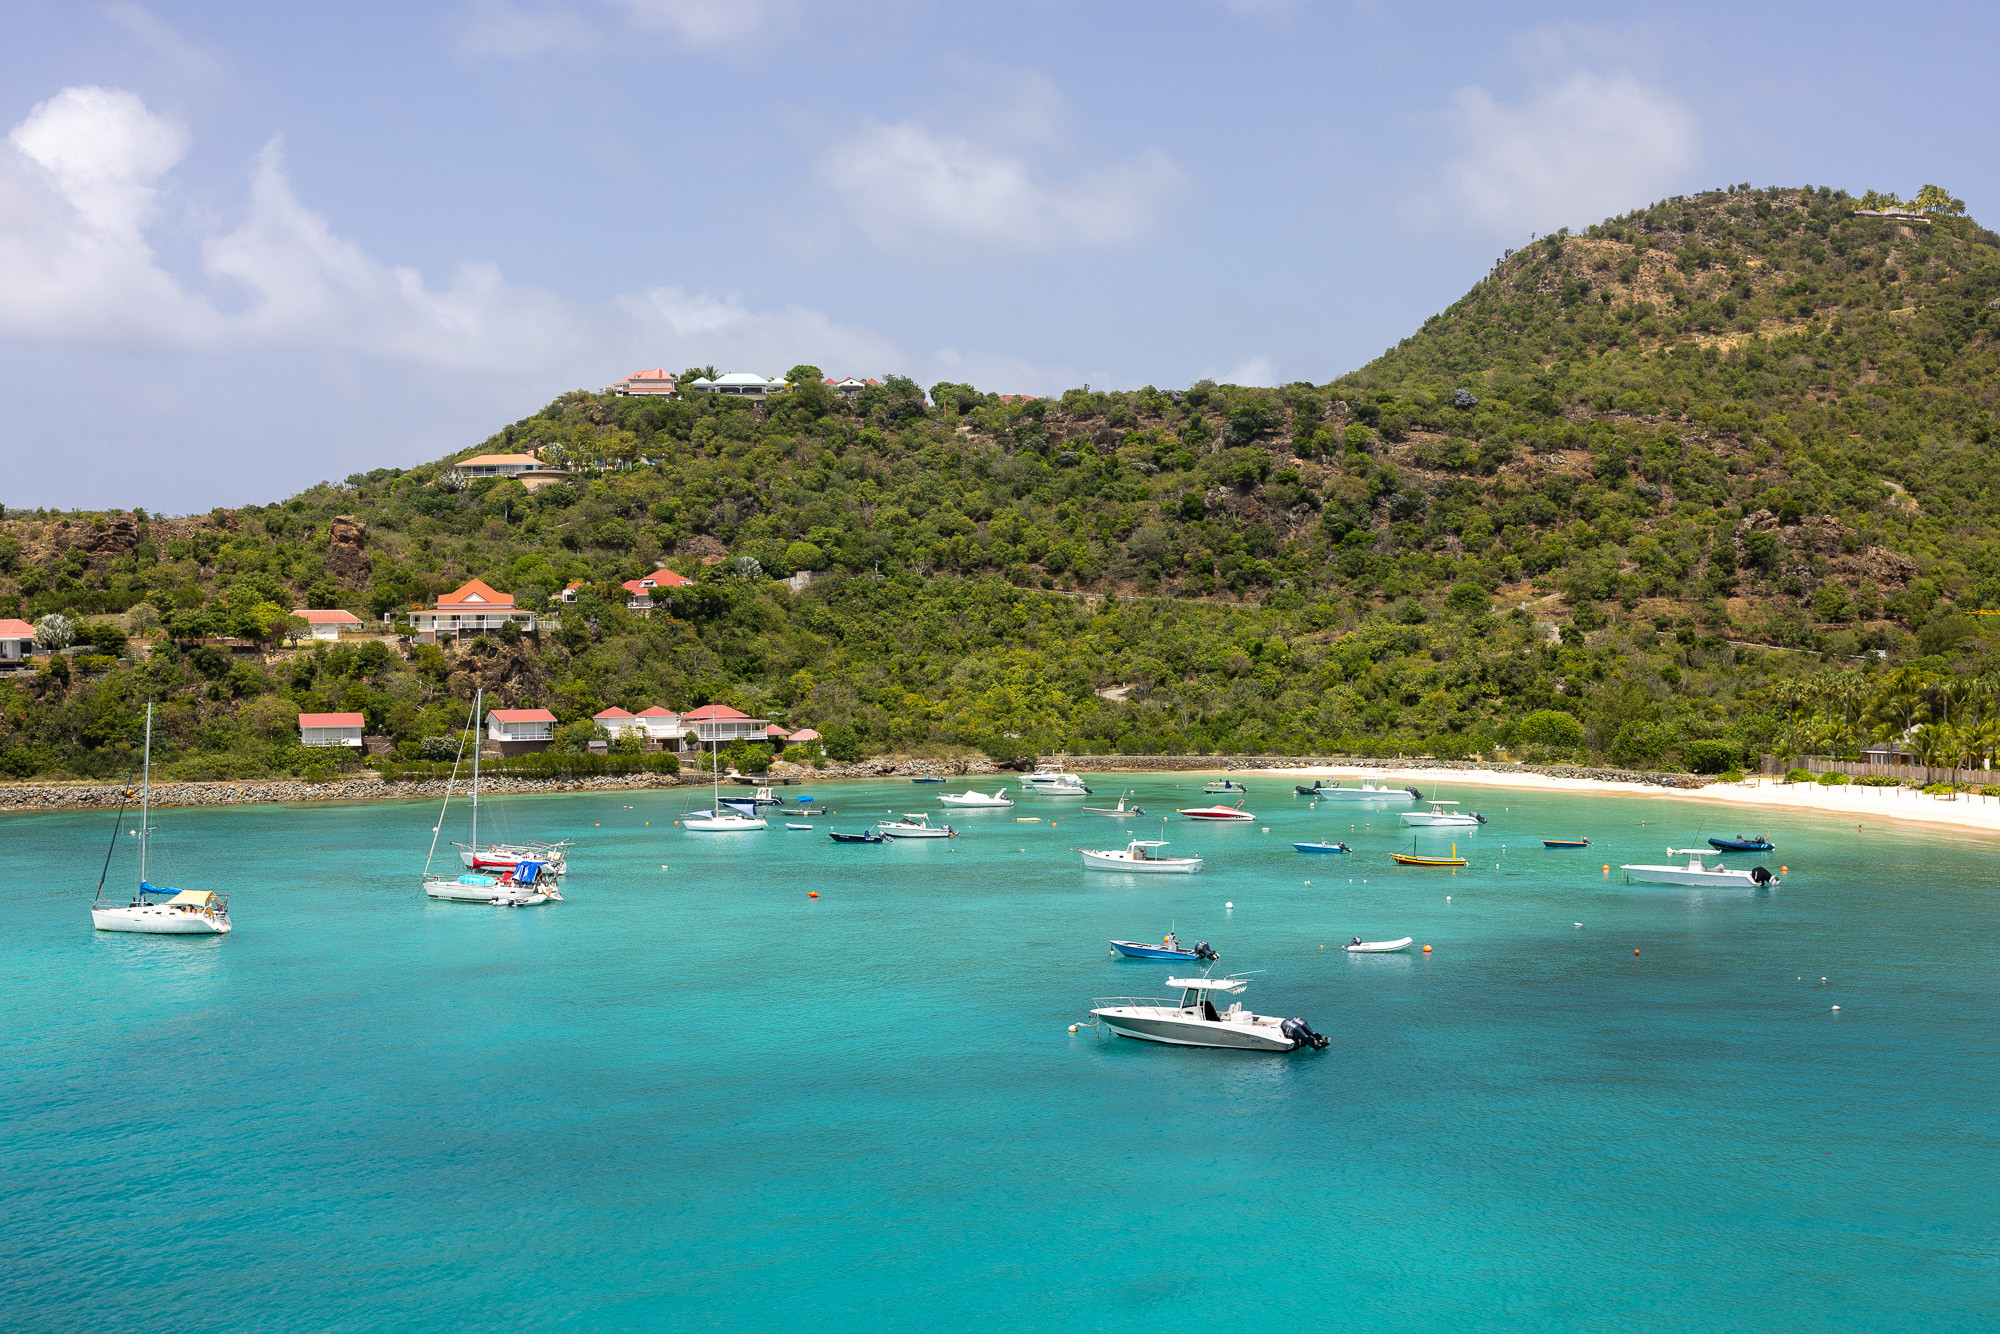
[4,0,1995,511]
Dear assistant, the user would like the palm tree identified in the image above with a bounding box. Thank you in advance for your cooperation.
[1912,723,1952,786]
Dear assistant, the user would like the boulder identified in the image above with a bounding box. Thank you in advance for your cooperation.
[327,515,372,584]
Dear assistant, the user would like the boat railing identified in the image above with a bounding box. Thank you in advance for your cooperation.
[1091,995,1183,1010]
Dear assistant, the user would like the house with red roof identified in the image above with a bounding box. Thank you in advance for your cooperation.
[299,712,365,748]
[593,706,646,740]
[636,706,685,747]
[785,728,822,744]
[409,579,538,640]
[681,703,772,745]
[0,617,37,662]
[825,376,881,402]
[621,567,696,612]
[292,608,362,642]
[486,707,557,754]
[609,368,678,397]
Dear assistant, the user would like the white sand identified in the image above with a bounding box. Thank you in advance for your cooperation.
[1254,764,2000,837]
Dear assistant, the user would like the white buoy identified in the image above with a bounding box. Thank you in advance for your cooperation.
[1574,922,1583,928]
[1225,901,1234,909]
[1446,895,1450,902]
[1831,1005,1840,1011]
[1069,1024,1079,1032]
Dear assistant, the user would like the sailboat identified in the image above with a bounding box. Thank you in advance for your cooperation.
[425,692,563,903]
[91,703,232,935]
[451,693,572,874]
[681,739,769,831]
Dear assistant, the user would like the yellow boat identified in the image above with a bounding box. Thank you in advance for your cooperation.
[1392,839,1466,867]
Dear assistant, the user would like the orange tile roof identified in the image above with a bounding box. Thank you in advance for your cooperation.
[292,609,362,624]
[299,712,365,728]
[594,707,636,719]
[637,706,678,718]
[681,704,755,721]
[0,618,37,639]
[457,453,541,468]
[489,708,557,723]
[435,578,515,610]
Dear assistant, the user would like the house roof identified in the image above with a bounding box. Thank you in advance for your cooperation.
[639,567,694,588]
[0,618,37,639]
[785,728,822,741]
[622,368,674,382]
[457,453,540,468]
[292,608,362,625]
[713,372,783,387]
[594,707,636,720]
[765,724,791,738]
[299,712,365,728]
[637,706,679,718]
[682,704,758,722]
[436,578,515,610]
[490,708,558,723]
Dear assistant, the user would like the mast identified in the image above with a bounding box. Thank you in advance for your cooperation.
[138,702,153,889]
[471,687,482,852]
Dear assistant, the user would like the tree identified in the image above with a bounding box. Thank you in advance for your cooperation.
[820,723,861,762]
[1911,184,1966,216]
[281,615,313,647]
[1518,709,1583,750]
[125,603,161,638]
[785,541,826,572]
[785,365,824,386]
[33,613,74,650]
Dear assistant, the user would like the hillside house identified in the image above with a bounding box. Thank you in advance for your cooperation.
[684,372,786,400]
[293,608,362,641]
[825,376,880,401]
[593,706,647,740]
[409,579,538,640]
[681,704,771,745]
[637,707,683,747]
[487,708,557,755]
[621,567,695,611]
[609,368,678,396]
[785,728,822,745]
[0,618,37,661]
[454,453,543,479]
[298,712,365,748]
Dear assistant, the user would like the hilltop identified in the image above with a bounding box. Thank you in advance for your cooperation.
[3,184,1999,782]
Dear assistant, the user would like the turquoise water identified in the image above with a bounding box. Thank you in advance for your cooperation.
[3,777,1997,1331]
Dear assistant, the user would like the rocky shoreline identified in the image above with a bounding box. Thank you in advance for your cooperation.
[0,753,1704,813]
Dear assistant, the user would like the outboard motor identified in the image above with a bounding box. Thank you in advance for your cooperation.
[1280,1017,1330,1051]
[1405,787,1423,800]
[1750,865,1774,885]
[1194,941,1218,962]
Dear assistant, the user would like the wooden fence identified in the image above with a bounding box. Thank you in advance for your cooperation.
[1782,755,1998,786]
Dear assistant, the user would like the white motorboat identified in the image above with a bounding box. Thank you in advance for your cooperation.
[681,739,769,830]
[786,822,815,830]
[1081,839,1203,873]
[939,787,1014,807]
[1177,801,1256,822]
[1344,936,1413,953]
[878,812,956,838]
[1620,849,1777,887]
[1401,800,1485,827]
[1081,792,1146,816]
[1300,779,1419,801]
[1020,761,1092,796]
[91,703,232,936]
[1090,974,1329,1052]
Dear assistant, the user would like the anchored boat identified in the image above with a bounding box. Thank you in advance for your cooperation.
[1392,839,1467,867]
[1344,936,1413,953]
[1081,792,1146,816]
[1291,839,1351,854]
[1401,800,1485,827]
[1108,931,1217,961]
[878,813,956,839]
[1296,779,1420,801]
[939,787,1014,807]
[1620,850,1777,887]
[1090,974,1329,1052]
[1708,835,1775,853]
[1177,801,1256,822]
[1082,839,1203,873]
[89,703,233,936]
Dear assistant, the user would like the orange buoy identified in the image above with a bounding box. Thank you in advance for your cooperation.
[1634,948,1641,956]
[1421,944,1431,953]
[1780,866,1788,874]
[1602,864,1610,872]
[808,891,819,898]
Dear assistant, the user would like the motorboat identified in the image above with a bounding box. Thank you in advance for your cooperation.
[743,786,786,807]
[1401,800,1485,827]
[90,703,233,936]
[1344,936,1413,953]
[786,822,815,830]
[1297,779,1419,801]
[1292,839,1351,853]
[1177,802,1256,822]
[1708,835,1775,853]
[1090,974,1329,1052]
[1109,931,1217,961]
[1020,762,1092,796]
[828,829,886,843]
[1392,839,1467,867]
[910,776,945,784]
[939,787,1014,807]
[1081,792,1146,816]
[878,813,956,839]
[1620,850,1777,887]
[1543,838,1591,848]
[1082,839,1203,873]
[682,740,769,830]
[1203,778,1248,794]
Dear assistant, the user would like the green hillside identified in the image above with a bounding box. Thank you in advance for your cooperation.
[5,183,2000,782]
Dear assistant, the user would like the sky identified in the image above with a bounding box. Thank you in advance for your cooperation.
[3,1,1996,513]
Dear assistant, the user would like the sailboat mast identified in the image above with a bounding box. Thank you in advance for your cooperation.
[138,701,153,888]
[470,688,482,852]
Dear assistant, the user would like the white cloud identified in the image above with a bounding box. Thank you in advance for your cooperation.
[607,0,799,48]
[1441,70,1699,236]
[103,3,226,82]
[818,119,1186,261]
[448,0,598,58]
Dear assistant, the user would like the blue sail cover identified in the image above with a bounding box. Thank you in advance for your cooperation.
[514,861,543,885]
[138,881,178,895]
[719,799,760,818]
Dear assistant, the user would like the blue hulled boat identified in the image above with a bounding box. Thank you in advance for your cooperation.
[1708,835,1775,853]
[1292,839,1351,853]
[1109,932,1217,962]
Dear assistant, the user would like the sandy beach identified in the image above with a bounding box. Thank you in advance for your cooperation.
[1263,764,2000,837]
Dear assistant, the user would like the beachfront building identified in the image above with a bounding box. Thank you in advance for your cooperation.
[293,608,362,642]
[593,707,647,741]
[0,617,37,662]
[683,372,787,400]
[409,579,538,640]
[681,704,772,745]
[299,712,365,748]
[487,707,557,755]
[637,707,683,747]
[609,368,678,397]
[622,567,695,612]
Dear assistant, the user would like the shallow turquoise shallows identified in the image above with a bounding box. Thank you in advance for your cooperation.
[4,779,1998,1332]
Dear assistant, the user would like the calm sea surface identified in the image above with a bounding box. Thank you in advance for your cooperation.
[3,776,1996,1331]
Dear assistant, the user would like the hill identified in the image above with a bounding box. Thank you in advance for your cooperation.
[4,183,2000,782]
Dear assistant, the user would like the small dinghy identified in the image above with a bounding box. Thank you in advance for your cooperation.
[1392,839,1467,867]
[828,829,885,843]
[1344,936,1413,953]
[1202,779,1248,794]
[1543,838,1592,848]
[1292,840,1351,853]
[1708,835,1774,853]
[910,776,945,784]
[786,822,815,830]
[1108,931,1217,962]
[1081,792,1145,816]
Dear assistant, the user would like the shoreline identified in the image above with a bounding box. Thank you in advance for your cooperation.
[6,757,2000,837]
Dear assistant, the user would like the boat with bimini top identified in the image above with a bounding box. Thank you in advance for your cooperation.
[1620,850,1777,887]
[90,703,233,936]
[1082,839,1203,873]
[1089,973,1329,1052]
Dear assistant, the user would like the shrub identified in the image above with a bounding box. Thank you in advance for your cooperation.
[1717,768,1745,783]
[1682,739,1741,774]
[1982,785,2000,798]
[820,723,862,762]
[1518,710,1584,749]
[1816,770,1849,785]
[1854,775,1900,787]
[1784,768,1814,784]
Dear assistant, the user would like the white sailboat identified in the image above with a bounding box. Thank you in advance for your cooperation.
[939,787,1013,807]
[91,703,232,935]
[424,692,563,903]
[681,740,769,831]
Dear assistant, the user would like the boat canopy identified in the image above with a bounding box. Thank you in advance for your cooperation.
[718,799,760,818]
[137,881,177,895]
[1165,976,1248,992]
[513,861,544,885]
[1128,840,1170,848]
[163,889,218,907]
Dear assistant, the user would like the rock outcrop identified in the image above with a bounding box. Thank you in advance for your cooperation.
[326,515,372,584]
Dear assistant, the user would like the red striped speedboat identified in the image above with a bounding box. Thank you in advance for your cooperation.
[1176,802,1256,822]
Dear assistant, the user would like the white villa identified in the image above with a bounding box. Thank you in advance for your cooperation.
[409,579,537,640]
[637,706,683,745]
[454,453,543,479]
[622,567,695,612]
[609,368,678,397]
[299,712,365,748]
[824,376,880,401]
[680,704,772,745]
[0,617,36,661]
[293,608,362,641]
[684,372,787,400]
[593,706,648,740]
[487,708,557,754]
